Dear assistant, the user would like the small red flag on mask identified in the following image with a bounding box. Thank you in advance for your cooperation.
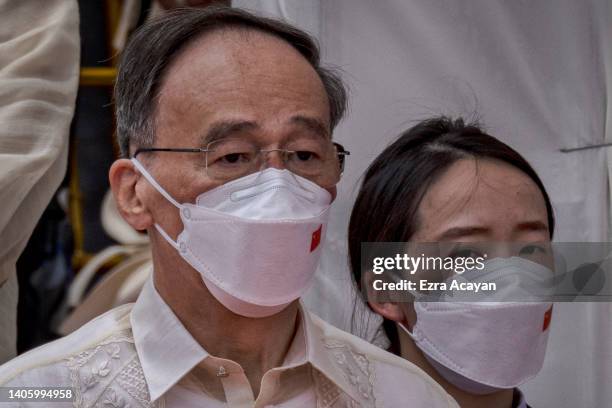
[310,225,322,252]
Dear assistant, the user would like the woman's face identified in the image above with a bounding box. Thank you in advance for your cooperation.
[397,157,551,327]
[377,157,553,400]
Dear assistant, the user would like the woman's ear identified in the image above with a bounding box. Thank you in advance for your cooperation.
[109,159,153,231]
[326,185,337,201]
[362,269,412,324]
[369,300,417,330]
[368,301,405,322]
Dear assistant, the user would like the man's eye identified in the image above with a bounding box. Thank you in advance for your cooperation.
[219,153,250,164]
[295,151,316,161]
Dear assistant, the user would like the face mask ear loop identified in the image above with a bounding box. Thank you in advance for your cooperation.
[131,158,182,250]
[154,224,180,251]
[398,322,418,341]
[131,158,182,209]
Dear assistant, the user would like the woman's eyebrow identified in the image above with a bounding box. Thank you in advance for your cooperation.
[435,226,490,241]
[435,221,549,241]
[514,220,549,233]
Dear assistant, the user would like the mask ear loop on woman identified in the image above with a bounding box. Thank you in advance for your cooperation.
[131,158,182,251]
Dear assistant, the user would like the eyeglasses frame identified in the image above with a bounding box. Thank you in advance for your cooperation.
[133,142,350,175]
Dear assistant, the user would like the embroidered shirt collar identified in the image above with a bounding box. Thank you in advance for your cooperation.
[131,278,208,401]
[131,277,365,404]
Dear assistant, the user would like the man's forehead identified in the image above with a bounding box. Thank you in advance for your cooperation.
[161,28,313,84]
[151,26,330,144]
[153,27,327,112]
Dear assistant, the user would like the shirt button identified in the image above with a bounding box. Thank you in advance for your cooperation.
[216,366,229,377]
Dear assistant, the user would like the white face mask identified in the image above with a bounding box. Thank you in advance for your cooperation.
[401,257,553,394]
[132,159,332,317]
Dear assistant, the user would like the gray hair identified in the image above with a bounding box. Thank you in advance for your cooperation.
[114,6,348,157]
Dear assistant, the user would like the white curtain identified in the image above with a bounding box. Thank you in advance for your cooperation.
[238,1,611,406]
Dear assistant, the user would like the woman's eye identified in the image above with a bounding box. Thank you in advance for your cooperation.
[519,245,545,256]
[449,248,483,259]
[518,244,553,269]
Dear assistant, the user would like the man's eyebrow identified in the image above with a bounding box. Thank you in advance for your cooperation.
[290,115,330,139]
[201,120,259,146]
[435,226,490,241]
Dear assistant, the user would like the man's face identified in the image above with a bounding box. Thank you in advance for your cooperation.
[135,29,333,240]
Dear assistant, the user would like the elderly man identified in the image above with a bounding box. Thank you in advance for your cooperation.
[0,7,458,407]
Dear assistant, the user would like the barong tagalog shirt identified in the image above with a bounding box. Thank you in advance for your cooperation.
[0,278,458,407]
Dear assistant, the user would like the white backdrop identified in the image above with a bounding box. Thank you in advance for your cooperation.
[236,1,612,406]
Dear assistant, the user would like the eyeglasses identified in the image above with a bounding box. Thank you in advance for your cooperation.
[133,138,350,187]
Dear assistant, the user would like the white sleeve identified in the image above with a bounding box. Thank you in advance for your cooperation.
[0,0,80,285]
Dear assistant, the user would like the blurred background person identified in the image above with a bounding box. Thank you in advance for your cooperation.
[0,0,80,363]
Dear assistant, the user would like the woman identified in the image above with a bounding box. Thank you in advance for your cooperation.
[349,116,555,408]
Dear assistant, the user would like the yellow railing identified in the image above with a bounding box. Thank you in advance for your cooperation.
[71,0,122,269]
[79,67,117,87]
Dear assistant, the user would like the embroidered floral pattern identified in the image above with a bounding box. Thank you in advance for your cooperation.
[65,331,158,408]
[313,370,341,408]
[323,340,376,408]
[103,388,125,407]
[115,358,151,407]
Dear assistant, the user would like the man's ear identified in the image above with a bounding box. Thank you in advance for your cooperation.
[109,159,153,231]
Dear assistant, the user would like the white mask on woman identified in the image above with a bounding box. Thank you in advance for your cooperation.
[400,257,553,394]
